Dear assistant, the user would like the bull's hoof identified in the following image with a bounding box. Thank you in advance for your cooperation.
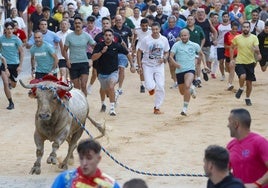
[47,155,57,165]
[30,166,41,175]
[58,163,68,170]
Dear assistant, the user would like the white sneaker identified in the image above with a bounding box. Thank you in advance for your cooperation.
[220,75,225,81]
[190,86,196,99]
[110,108,116,116]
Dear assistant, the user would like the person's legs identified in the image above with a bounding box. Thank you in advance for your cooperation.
[118,66,125,93]
[1,70,14,109]
[153,64,165,113]
[181,71,195,115]
[107,71,119,116]
[143,65,156,92]
[88,68,97,94]
[80,74,89,96]
[227,60,235,90]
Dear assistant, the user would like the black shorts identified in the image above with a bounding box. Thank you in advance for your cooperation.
[217,48,225,60]
[87,52,92,59]
[176,70,195,85]
[7,64,19,82]
[235,63,256,81]
[58,59,67,68]
[69,62,90,80]
[225,55,237,63]
[260,55,268,67]
[35,72,57,79]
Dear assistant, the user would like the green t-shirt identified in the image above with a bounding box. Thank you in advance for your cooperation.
[0,35,22,65]
[65,32,96,63]
[30,42,55,73]
[185,25,205,46]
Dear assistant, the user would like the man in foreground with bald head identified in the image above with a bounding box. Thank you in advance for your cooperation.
[169,29,209,116]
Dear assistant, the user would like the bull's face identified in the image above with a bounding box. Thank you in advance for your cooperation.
[36,88,58,121]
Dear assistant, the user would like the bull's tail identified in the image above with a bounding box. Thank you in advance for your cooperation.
[87,116,106,139]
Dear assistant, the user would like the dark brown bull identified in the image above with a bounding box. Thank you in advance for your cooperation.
[19,79,105,175]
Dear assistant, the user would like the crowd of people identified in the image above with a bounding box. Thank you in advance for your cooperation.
[0,0,267,187]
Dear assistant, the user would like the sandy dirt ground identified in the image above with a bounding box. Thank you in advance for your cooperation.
[0,59,267,188]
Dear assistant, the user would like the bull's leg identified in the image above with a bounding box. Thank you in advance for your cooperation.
[30,132,44,175]
[47,142,60,165]
[58,128,83,170]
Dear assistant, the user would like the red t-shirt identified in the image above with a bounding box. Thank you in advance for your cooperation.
[224,31,241,57]
[27,5,36,15]
[13,29,27,42]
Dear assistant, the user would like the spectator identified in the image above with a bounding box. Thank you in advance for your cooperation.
[52,139,120,188]
[227,108,268,188]
[204,145,245,188]
[155,5,168,27]
[123,178,148,188]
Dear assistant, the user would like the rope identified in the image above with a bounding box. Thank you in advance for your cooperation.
[50,87,206,178]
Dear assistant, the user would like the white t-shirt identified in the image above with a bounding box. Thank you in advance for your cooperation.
[56,29,73,59]
[139,34,170,66]
[99,6,110,18]
[129,16,142,29]
[6,16,26,30]
[135,28,152,50]
[216,23,231,48]
[250,19,265,36]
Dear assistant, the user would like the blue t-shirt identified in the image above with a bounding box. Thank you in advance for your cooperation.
[162,19,186,31]
[30,41,55,73]
[65,31,96,63]
[0,35,22,65]
[162,26,182,48]
[171,40,201,73]
[28,30,61,47]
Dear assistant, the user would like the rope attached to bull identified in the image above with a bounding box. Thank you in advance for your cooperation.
[53,88,206,178]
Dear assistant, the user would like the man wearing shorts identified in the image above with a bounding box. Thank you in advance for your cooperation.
[63,16,96,96]
[56,19,73,82]
[92,29,133,116]
[170,29,207,116]
[0,22,24,109]
[230,21,261,106]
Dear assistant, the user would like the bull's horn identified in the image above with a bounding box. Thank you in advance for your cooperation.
[56,83,73,91]
[19,79,40,89]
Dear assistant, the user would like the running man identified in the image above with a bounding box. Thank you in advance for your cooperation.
[169,29,208,116]
[137,22,170,114]
[63,16,96,96]
[0,22,24,110]
[92,29,133,116]
[30,31,59,79]
[230,21,261,106]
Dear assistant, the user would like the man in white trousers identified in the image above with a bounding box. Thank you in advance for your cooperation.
[137,22,170,115]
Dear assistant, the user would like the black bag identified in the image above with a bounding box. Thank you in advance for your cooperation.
[251,20,258,35]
